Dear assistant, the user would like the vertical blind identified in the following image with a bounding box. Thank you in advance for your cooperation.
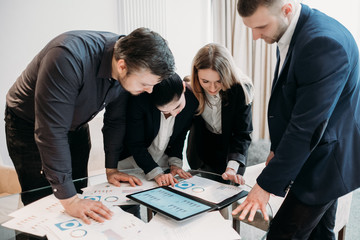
[117,0,167,38]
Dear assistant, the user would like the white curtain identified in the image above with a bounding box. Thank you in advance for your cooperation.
[212,0,277,140]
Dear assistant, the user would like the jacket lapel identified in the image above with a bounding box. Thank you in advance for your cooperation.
[153,106,161,139]
[271,47,281,93]
[221,94,231,143]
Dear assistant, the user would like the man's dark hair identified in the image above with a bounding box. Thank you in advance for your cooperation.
[114,27,175,80]
[237,0,275,17]
[151,73,184,107]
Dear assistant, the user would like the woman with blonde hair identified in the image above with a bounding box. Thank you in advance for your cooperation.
[187,43,253,184]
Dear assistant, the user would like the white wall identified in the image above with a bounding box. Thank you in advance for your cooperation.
[117,0,212,78]
[0,0,119,166]
[165,0,212,77]
[2,0,358,168]
[0,0,211,167]
[302,0,360,46]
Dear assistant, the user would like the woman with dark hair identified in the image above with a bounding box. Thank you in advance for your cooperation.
[118,73,198,186]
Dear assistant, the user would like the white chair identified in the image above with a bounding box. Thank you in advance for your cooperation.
[334,191,353,240]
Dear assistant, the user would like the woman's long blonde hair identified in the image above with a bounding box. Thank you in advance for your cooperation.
[190,43,254,114]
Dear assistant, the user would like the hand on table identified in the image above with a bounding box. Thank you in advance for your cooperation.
[154,173,179,187]
[60,195,113,225]
[170,165,192,179]
[222,167,245,185]
[232,183,270,222]
[106,168,142,187]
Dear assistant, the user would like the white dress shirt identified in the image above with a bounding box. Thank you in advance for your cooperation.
[278,4,302,74]
[202,91,222,134]
[118,112,182,180]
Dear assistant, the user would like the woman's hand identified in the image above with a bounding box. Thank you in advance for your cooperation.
[170,165,192,179]
[222,167,245,185]
[106,168,142,187]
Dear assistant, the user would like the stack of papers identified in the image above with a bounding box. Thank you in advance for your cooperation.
[43,207,145,240]
[172,175,244,204]
[81,180,157,206]
[1,194,145,239]
[2,194,64,237]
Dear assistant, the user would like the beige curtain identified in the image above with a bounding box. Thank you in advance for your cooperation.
[212,0,277,141]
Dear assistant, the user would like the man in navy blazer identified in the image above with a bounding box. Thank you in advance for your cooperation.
[234,0,360,239]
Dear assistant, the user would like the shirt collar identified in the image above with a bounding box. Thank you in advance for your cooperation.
[97,35,123,80]
[205,91,221,105]
[278,4,302,52]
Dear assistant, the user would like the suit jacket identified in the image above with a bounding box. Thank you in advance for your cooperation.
[257,4,360,205]
[187,83,253,174]
[123,85,198,174]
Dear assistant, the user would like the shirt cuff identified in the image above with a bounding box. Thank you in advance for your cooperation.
[145,167,164,180]
[227,160,240,172]
[168,157,182,168]
[51,180,77,199]
[105,156,120,169]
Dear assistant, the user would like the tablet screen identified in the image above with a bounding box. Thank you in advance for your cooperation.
[127,187,215,221]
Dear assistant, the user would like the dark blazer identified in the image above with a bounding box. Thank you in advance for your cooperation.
[187,83,253,175]
[123,85,198,174]
[257,4,360,205]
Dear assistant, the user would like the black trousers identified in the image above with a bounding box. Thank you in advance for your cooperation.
[198,129,246,175]
[267,190,337,240]
[5,107,91,206]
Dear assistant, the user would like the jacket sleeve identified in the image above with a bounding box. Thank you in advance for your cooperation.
[103,91,129,169]
[125,94,160,174]
[227,86,253,167]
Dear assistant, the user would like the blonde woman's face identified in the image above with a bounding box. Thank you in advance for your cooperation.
[198,69,222,96]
